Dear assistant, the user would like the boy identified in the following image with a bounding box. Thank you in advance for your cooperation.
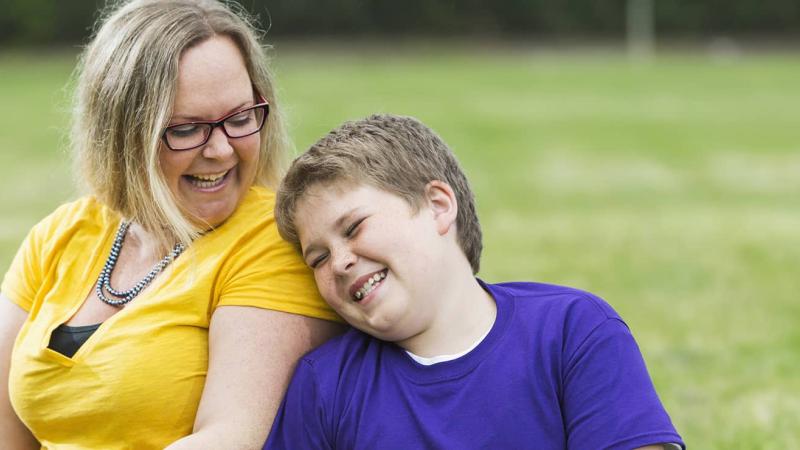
[266,114,684,449]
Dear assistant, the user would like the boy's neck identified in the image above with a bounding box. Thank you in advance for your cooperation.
[398,262,497,358]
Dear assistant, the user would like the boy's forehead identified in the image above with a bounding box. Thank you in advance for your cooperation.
[294,179,413,244]
[300,178,360,209]
[294,179,363,235]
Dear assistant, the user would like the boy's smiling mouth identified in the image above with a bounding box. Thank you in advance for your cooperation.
[351,269,388,302]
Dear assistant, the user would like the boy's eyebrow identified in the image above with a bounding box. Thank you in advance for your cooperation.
[333,208,357,229]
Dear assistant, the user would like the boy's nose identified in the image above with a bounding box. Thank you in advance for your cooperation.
[332,249,357,275]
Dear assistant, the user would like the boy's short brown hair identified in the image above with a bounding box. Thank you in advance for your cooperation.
[276,114,483,273]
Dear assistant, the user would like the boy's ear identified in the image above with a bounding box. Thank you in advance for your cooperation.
[424,180,458,236]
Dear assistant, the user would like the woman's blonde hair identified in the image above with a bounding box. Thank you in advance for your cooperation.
[72,0,288,250]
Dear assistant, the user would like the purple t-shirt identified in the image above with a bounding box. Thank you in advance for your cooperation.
[266,281,684,449]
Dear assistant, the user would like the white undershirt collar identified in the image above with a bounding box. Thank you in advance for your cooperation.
[405,327,492,366]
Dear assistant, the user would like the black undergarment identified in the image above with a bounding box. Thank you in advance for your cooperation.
[48,323,102,358]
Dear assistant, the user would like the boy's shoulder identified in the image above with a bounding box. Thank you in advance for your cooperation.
[485,280,621,323]
[296,281,629,388]
[298,327,384,373]
[302,281,628,361]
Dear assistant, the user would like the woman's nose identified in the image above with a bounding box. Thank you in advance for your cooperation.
[201,126,235,159]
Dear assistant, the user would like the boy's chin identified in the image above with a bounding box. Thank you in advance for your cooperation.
[365,326,416,346]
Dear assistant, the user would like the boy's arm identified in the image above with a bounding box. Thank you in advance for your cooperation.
[562,319,684,450]
[263,358,333,450]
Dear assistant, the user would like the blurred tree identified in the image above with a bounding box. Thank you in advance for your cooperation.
[0,0,797,46]
[1,0,58,43]
[0,0,99,45]
[627,0,654,60]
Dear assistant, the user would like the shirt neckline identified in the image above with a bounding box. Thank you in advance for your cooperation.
[405,325,492,365]
[386,280,515,384]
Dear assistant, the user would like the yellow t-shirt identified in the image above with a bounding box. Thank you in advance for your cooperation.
[2,186,338,449]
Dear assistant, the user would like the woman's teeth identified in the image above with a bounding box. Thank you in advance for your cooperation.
[188,170,227,188]
[354,270,387,301]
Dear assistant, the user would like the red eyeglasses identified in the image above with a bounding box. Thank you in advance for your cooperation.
[162,98,270,151]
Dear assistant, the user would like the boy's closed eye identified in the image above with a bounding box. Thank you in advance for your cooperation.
[308,253,328,269]
[306,217,368,269]
[344,217,367,238]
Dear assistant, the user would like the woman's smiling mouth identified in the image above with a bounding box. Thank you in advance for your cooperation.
[184,169,231,190]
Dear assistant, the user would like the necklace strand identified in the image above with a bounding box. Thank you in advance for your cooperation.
[95,221,185,307]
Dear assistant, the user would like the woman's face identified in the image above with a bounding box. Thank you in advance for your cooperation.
[159,35,260,228]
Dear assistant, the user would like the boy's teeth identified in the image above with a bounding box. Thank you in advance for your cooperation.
[353,271,387,301]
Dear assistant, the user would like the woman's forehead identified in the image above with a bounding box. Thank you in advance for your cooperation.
[173,35,252,117]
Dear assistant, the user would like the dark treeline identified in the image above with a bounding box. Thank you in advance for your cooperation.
[2,0,799,45]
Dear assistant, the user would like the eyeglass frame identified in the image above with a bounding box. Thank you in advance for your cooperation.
[161,97,270,151]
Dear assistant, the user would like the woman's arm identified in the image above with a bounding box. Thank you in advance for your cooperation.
[0,294,38,450]
[165,306,344,449]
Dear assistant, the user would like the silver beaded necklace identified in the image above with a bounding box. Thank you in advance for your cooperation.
[95,221,185,307]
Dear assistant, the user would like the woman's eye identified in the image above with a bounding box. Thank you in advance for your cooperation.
[345,217,366,238]
[167,124,200,138]
[226,110,254,127]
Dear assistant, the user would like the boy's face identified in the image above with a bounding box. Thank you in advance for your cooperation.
[294,180,449,343]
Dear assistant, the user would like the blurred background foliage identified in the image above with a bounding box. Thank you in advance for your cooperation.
[1,0,799,45]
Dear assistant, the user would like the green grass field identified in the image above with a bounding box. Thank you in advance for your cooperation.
[1,44,799,448]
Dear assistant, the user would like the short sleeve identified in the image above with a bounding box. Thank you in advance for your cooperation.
[562,319,684,450]
[2,198,112,313]
[210,189,341,322]
[2,221,47,312]
[264,359,333,450]
[214,218,340,322]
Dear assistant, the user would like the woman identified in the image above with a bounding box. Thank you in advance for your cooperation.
[0,0,342,448]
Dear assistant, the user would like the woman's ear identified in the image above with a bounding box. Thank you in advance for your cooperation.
[425,180,458,236]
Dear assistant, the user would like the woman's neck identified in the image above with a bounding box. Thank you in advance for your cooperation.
[125,221,168,263]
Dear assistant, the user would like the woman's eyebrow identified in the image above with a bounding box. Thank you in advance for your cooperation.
[171,100,252,122]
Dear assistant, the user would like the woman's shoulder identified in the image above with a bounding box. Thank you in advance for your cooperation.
[31,196,117,242]
[218,186,277,230]
[203,186,337,320]
[200,185,284,259]
[238,185,276,214]
[2,197,117,311]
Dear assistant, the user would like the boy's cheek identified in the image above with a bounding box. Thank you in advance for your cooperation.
[314,273,340,306]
